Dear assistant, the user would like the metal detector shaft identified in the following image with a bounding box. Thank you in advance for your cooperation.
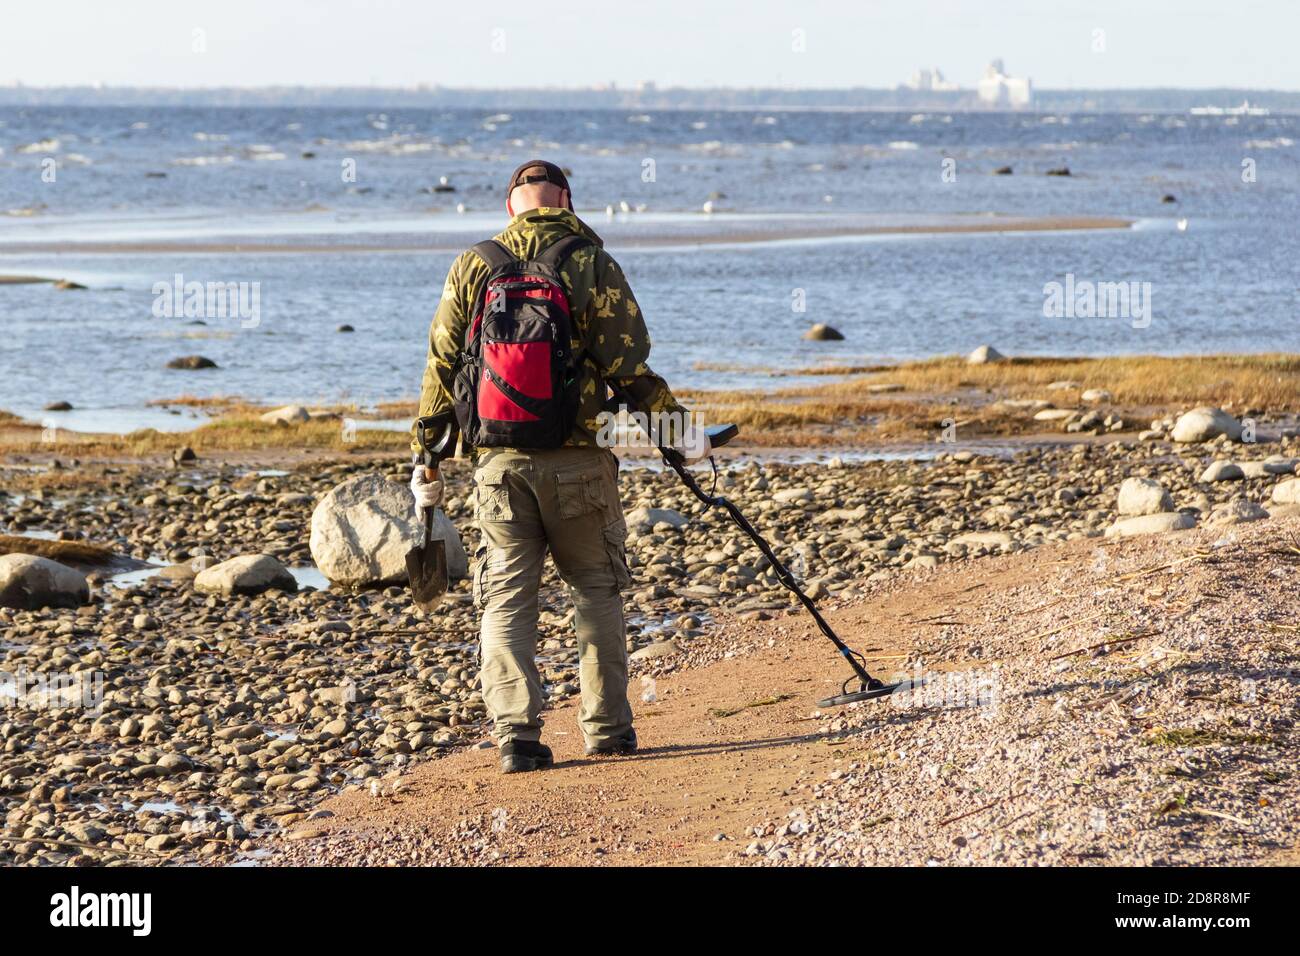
[606,384,883,694]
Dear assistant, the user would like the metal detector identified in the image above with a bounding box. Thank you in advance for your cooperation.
[606,386,920,708]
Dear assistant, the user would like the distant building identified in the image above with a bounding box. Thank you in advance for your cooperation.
[905,68,959,92]
[977,59,1032,107]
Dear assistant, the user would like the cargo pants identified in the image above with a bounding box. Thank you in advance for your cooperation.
[472,446,634,749]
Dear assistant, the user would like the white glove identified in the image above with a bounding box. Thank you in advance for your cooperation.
[410,465,444,519]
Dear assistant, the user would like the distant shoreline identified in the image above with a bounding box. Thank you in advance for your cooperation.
[0,212,1132,257]
[3,86,1299,113]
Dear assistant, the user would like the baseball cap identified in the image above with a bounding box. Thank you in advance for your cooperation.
[506,159,571,199]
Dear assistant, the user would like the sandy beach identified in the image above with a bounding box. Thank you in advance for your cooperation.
[3,362,1298,865]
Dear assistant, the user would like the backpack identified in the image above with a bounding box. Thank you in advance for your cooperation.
[451,233,591,449]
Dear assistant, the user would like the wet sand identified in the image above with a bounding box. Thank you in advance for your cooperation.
[0,211,1132,257]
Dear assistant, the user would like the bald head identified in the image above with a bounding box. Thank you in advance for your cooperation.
[508,180,571,217]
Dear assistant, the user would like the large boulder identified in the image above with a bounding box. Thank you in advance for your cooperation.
[967,345,1005,365]
[166,355,218,370]
[309,473,466,586]
[1205,499,1268,527]
[260,404,310,425]
[1272,478,1300,505]
[194,554,297,595]
[1104,513,1197,538]
[802,323,844,341]
[1239,457,1296,479]
[0,554,89,610]
[1170,407,1242,443]
[1199,460,1244,483]
[1116,477,1173,516]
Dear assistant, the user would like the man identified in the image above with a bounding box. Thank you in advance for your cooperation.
[410,160,697,774]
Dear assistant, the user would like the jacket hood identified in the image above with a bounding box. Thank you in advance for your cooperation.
[497,206,605,251]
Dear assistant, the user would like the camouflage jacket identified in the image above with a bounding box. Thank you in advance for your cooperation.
[413,207,686,456]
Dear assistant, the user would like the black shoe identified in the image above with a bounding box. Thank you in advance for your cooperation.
[499,740,554,774]
[585,730,637,756]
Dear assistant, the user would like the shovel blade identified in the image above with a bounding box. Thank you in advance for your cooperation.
[405,539,448,610]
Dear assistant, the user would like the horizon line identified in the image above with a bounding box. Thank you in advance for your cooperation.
[3,82,1298,95]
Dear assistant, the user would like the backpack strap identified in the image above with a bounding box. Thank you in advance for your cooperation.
[535,233,592,271]
[469,239,515,273]
[463,239,515,334]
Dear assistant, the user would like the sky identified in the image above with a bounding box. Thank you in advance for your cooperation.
[3,0,1297,90]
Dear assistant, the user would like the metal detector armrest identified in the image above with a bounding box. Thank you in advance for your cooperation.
[705,423,739,450]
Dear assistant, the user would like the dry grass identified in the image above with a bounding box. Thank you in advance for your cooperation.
[859,353,1300,411]
[680,353,1300,445]
[0,415,411,457]
[3,354,1295,456]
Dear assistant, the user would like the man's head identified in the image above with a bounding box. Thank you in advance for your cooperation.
[506,159,572,217]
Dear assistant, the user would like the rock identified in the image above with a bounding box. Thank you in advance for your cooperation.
[1046,380,1080,391]
[1272,478,1300,505]
[967,345,1005,365]
[54,279,87,290]
[194,554,297,596]
[950,531,1013,550]
[1162,194,1177,203]
[159,560,204,581]
[1116,477,1173,516]
[1033,409,1075,422]
[1206,499,1268,527]
[173,446,197,465]
[803,323,844,341]
[1170,407,1242,443]
[1239,457,1297,479]
[309,473,467,586]
[313,684,358,706]
[1199,460,1243,482]
[260,405,310,425]
[772,487,813,504]
[320,718,349,738]
[43,401,73,411]
[144,833,176,852]
[1104,513,1196,538]
[625,507,688,531]
[1080,388,1112,403]
[155,753,192,774]
[630,640,681,661]
[1046,166,1071,176]
[905,553,939,570]
[66,822,107,843]
[166,355,218,370]
[0,554,89,610]
[993,165,1013,175]
[336,324,354,333]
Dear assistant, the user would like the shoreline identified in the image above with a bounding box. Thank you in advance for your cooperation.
[0,211,1133,257]
[4,352,1296,459]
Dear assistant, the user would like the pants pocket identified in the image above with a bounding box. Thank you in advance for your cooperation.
[474,468,514,521]
[602,518,633,591]
[472,545,488,607]
[556,468,605,520]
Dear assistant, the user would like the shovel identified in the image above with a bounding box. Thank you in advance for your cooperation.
[405,418,457,610]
